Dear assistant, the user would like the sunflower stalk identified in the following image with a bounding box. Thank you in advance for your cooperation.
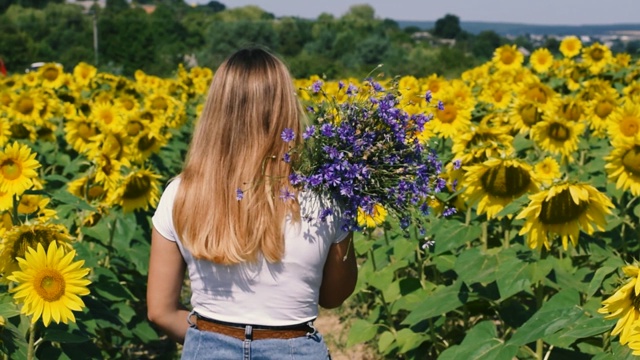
[26,321,36,360]
[535,281,546,360]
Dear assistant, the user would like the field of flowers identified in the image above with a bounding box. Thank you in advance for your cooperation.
[1,36,640,359]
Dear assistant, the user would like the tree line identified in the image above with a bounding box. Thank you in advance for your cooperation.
[0,0,630,79]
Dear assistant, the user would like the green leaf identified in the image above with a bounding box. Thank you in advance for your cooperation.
[347,319,379,347]
[495,255,533,300]
[377,330,395,354]
[393,237,416,261]
[431,222,482,255]
[432,254,456,272]
[439,321,518,360]
[586,266,617,299]
[81,221,111,245]
[454,247,498,285]
[402,281,464,325]
[394,328,427,353]
[507,289,583,346]
[131,320,159,342]
[495,196,529,218]
[548,316,615,348]
[42,329,90,343]
[51,190,95,211]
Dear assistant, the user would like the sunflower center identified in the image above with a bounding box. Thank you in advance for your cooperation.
[17,98,34,115]
[590,48,605,61]
[539,188,588,225]
[151,97,168,111]
[520,104,542,127]
[468,132,497,147]
[121,99,135,111]
[500,51,516,65]
[595,100,614,119]
[34,269,66,302]
[87,184,104,200]
[480,164,532,197]
[525,86,548,103]
[548,122,570,142]
[138,135,156,152]
[561,103,582,121]
[99,110,114,125]
[622,146,640,176]
[1,159,22,180]
[123,175,151,200]
[9,123,30,139]
[0,93,11,106]
[77,123,96,141]
[437,105,458,124]
[127,121,143,136]
[42,68,59,81]
[620,116,640,137]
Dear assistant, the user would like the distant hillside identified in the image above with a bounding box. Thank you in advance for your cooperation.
[398,20,640,37]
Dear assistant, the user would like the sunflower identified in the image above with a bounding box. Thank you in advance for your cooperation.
[492,45,524,71]
[7,241,90,327]
[0,142,41,196]
[578,78,616,103]
[87,130,131,166]
[109,168,162,212]
[72,62,97,87]
[130,130,167,164]
[510,99,546,134]
[64,116,100,154]
[428,89,472,139]
[559,36,582,58]
[38,63,65,89]
[561,60,589,92]
[92,154,123,191]
[10,90,44,123]
[0,116,11,147]
[586,91,620,137]
[423,74,447,96]
[516,182,614,251]
[90,101,125,133]
[598,265,640,345]
[0,223,73,278]
[529,48,554,73]
[607,102,640,143]
[623,81,640,104]
[115,93,140,115]
[605,139,640,196]
[533,157,562,186]
[462,157,538,219]
[553,96,586,123]
[581,42,613,75]
[357,203,388,228]
[68,175,108,203]
[0,189,12,211]
[451,119,514,164]
[530,117,585,163]
[478,81,513,110]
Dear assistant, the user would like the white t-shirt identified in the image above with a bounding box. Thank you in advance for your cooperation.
[152,177,349,326]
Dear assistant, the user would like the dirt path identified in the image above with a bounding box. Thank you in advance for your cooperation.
[315,309,380,360]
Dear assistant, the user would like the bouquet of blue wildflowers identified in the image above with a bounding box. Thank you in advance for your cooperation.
[283,78,450,236]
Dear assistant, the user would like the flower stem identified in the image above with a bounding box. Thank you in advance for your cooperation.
[27,321,36,360]
[535,282,545,359]
[481,222,488,251]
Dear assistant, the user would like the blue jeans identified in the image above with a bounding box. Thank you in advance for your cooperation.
[181,326,332,360]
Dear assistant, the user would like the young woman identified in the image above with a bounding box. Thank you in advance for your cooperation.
[147,47,357,359]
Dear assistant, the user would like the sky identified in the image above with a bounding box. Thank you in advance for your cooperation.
[200,0,640,26]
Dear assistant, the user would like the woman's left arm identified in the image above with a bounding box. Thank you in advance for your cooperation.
[147,228,190,344]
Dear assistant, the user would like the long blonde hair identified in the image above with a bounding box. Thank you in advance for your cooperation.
[173,48,303,264]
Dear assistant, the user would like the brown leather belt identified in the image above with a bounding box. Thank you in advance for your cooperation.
[195,317,312,340]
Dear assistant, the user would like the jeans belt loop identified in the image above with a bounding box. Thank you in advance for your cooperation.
[244,325,253,341]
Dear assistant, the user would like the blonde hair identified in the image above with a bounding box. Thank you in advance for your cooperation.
[173,48,303,264]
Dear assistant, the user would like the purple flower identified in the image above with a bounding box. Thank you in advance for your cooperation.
[320,123,334,137]
[236,188,244,201]
[279,187,296,202]
[346,84,358,95]
[425,90,432,103]
[281,128,295,143]
[437,101,445,111]
[443,207,457,217]
[338,80,344,90]
[452,159,462,170]
[289,173,303,185]
[282,152,291,163]
[312,80,323,93]
[421,238,435,249]
[303,125,316,140]
[306,106,315,114]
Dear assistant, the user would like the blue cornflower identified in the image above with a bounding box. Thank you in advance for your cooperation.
[312,80,323,93]
[319,208,334,222]
[303,125,316,140]
[279,187,296,202]
[425,90,432,103]
[452,159,462,170]
[338,80,344,90]
[281,128,295,143]
[437,101,445,111]
[306,106,315,114]
[346,84,358,95]
[443,207,457,217]
[282,152,291,163]
[236,188,244,201]
[320,123,335,137]
[289,172,303,186]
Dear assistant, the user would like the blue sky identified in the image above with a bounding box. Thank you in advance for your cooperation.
[197,0,640,25]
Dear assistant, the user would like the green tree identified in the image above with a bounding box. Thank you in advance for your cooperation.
[432,13,461,39]
[471,30,502,60]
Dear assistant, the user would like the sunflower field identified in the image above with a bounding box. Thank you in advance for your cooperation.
[1,36,640,359]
